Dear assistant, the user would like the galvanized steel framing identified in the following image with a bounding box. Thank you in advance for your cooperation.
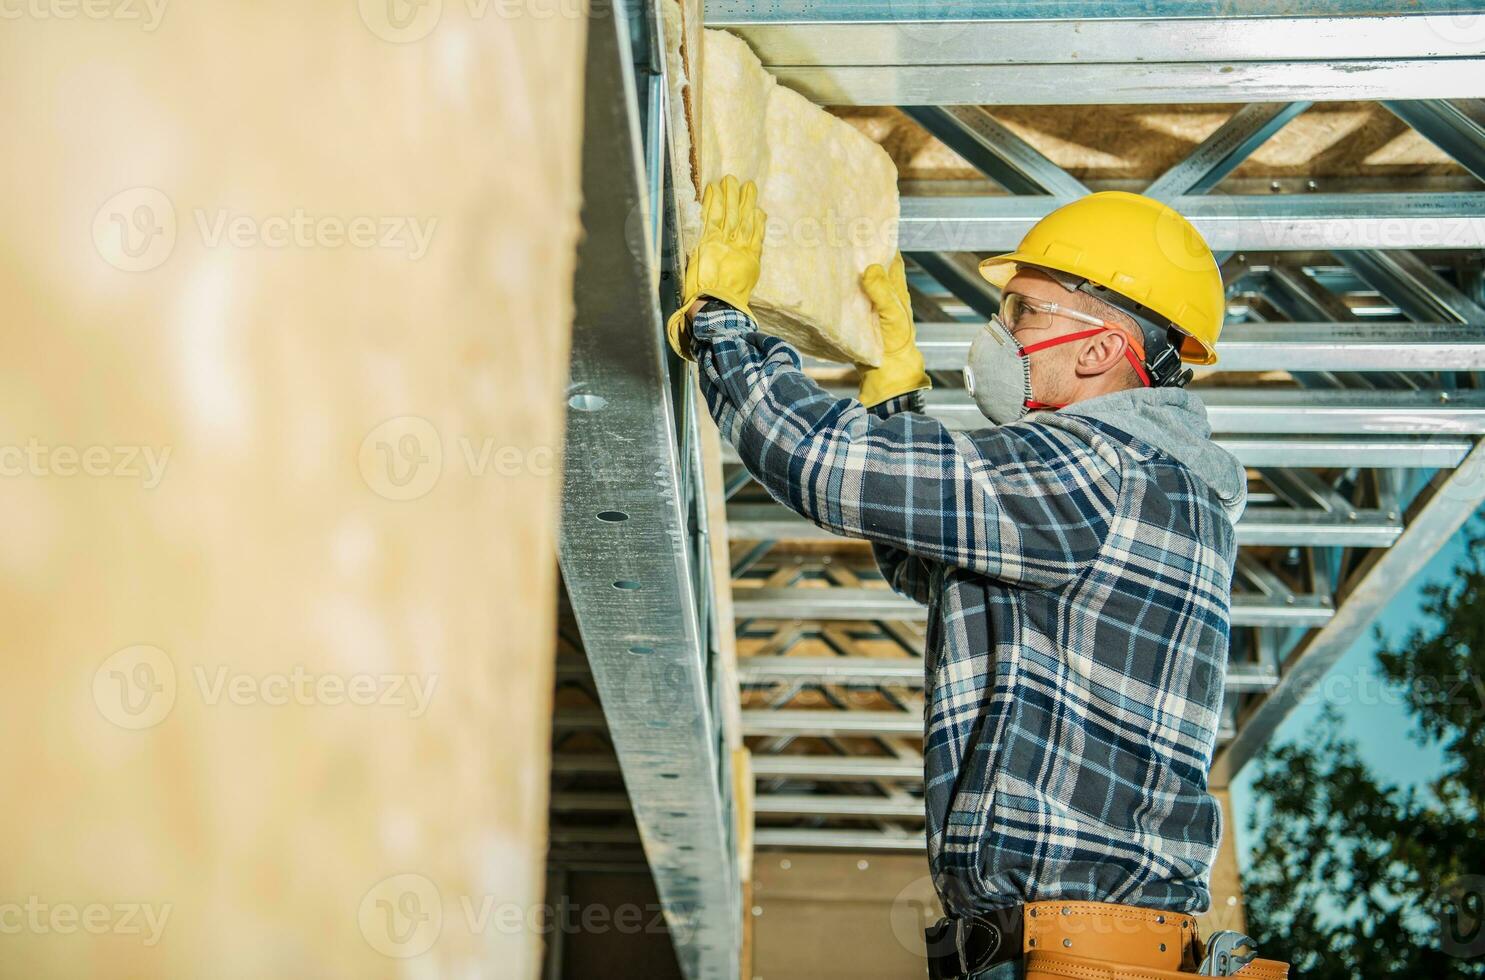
[555,0,1485,946]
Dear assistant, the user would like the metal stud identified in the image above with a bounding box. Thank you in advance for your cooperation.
[1063,938,1072,948]
[1156,915,1165,924]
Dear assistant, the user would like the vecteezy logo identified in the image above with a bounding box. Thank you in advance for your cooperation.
[358,874,443,958]
[93,645,177,729]
[357,0,442,43]
[1427,13,1485,46]
[93,188,177,272]
[358,416,443,501]
[1440,874,1485,959]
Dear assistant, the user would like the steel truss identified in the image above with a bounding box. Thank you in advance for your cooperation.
[553,1,740,976]
[699,3,1485,853]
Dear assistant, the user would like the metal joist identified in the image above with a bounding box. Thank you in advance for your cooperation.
[738,655,1280,694]
[708,10,1485,106]
[743,709,923,737]
[905,252,1001,321]
[723,434,1473,469]
[1383,100,1485,183]
[1145,103,1311,201]
[1213,437,1485,784]
[754,795,925,819]
[555,6,738,978]
[726,501,1402,548]
[753,828,926,851]
[1337,250,1485,325]
[908,322,1485,372]
[1211,436,1470,469]
[917,387,1485,435]
[899,194,1485,252]
[751,754,924,781]
[900,106,1089,198]
[733,587,1335,628]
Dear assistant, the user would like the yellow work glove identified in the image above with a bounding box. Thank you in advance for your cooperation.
[857,253,931,407]
[666,174,768,361]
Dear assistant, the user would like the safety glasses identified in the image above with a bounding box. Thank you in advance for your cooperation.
[992,292,1154,388]
[999,292,1119,334]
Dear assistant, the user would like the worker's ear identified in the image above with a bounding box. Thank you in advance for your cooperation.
[1074,329,1131,379]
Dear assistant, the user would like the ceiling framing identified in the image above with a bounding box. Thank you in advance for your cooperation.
[552,2,1485,976]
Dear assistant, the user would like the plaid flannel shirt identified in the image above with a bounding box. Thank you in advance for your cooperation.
[693,304,1237,916]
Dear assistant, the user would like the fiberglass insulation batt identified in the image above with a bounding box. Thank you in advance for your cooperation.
[665,21,896,366]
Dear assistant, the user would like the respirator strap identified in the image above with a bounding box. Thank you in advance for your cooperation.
[1017,327,1152,409]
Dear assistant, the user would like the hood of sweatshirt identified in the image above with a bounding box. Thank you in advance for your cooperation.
[1063,386,1248,523]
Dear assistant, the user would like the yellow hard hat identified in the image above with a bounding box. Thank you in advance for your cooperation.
[978,191,1224,365]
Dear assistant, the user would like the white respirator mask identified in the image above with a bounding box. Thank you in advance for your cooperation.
[963,293,1154,426]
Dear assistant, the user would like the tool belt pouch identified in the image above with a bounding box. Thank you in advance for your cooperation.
[1024,950,1290,980]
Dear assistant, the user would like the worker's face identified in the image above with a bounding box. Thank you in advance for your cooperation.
[1000,269,1087,402]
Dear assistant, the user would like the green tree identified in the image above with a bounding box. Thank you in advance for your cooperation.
[1244,532,1485,978]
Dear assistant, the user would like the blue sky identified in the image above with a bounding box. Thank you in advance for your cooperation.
[1228,518,1479,873]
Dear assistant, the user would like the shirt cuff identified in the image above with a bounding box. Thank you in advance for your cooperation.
[868,389,927,420]
[690,302,757,346]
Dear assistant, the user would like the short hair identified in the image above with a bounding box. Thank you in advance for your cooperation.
[1064,287,1146,389]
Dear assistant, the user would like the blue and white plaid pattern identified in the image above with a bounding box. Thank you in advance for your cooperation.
[693,305,1237,915]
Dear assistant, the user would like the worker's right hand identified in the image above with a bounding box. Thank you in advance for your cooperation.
[666,174,767,361]
[857,253,931,407]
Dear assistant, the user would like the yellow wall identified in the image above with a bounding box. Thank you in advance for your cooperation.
[0,2,587,975]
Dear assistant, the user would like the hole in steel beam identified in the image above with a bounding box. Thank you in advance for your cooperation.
[627,645,654,655]
[568,393,607,412]
[659,772,679,779]
[612,580,641,590]
[597,511,629,523]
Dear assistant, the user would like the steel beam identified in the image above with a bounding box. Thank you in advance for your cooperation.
[917,388,1485,435]
[742,709,923,737]
[1145,103,1311,201]
[1213,436,1470,469]
[751,754,924,781]
[738,655,923,684]
[1267,265,1360,325]
[753,794,924,819]
[908,322,1485,372]
[753,828,925,851]
[1383,100,1485,183]
[907,252,1001,321]
[733,588,1335,628]
[900,106,1088,198]
[711,0,1485,16]
[555,8,738,977]
[738,655,1279,694]
[774,61,1485,107]
[722,435,1472,469]
[1213,437,1485,784]
[1337,251,1485,325]
[726,501,1402,548]
[899,194,1485,252]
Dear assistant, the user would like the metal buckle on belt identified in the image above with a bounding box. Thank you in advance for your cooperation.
[925,909,1024,979]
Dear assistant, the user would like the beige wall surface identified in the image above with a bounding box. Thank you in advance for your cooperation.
[0,2,586,976]
[752,852,942,980]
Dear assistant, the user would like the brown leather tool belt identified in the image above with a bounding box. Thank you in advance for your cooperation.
[926,901,1289,979]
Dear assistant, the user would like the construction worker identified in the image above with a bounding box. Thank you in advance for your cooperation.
[668,176,1286,979]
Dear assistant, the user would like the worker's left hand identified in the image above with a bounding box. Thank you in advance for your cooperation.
[666,174,767,361]
[857,253,931,406]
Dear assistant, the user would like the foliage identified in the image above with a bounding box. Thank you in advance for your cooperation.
[1244,534,1485,978]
